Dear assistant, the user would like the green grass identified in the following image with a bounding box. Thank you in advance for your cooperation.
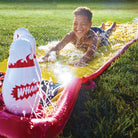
[60,42,137,138]
[0,1,138,61]
[0,1,138,137]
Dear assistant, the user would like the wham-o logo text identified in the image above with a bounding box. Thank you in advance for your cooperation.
[11,82,40,100]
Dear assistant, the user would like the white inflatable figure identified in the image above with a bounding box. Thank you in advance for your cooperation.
[2,39,40,115]
[13,28,30,41]
[20,34,42,80]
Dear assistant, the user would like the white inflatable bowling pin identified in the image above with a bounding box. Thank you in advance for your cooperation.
[2,39,40,115]
[13,28,30,41]
[20,34,42,80]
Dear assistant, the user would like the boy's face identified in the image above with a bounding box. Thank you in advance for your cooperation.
[73,15,92,39]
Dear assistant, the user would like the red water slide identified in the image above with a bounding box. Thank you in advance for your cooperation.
[0,37,137,138]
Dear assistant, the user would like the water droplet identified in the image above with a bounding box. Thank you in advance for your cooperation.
[22,110,26,117]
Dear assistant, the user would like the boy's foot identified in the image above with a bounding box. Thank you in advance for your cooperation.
[100,23,105,30]
[111,22,116,32]
[106,22,116,36]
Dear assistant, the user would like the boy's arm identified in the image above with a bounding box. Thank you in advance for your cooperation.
[40,32,74,62]
[74,36,99,67]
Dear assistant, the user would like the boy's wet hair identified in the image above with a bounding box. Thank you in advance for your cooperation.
[73,7,92,23]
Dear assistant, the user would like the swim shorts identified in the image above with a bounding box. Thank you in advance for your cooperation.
[91,27,109,46]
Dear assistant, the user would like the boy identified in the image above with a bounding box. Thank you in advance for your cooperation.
[40,7,116,67]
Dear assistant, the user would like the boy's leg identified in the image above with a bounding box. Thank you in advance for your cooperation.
[105,22,116,37]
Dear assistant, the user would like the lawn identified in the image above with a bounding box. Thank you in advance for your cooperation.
[0,1,138,61]
[0,1,138,137]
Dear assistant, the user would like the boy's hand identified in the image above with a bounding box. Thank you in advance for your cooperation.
[74,61,86,67]
[69,60,86,67]
[38,57,48,63]
[39,51,57,63]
